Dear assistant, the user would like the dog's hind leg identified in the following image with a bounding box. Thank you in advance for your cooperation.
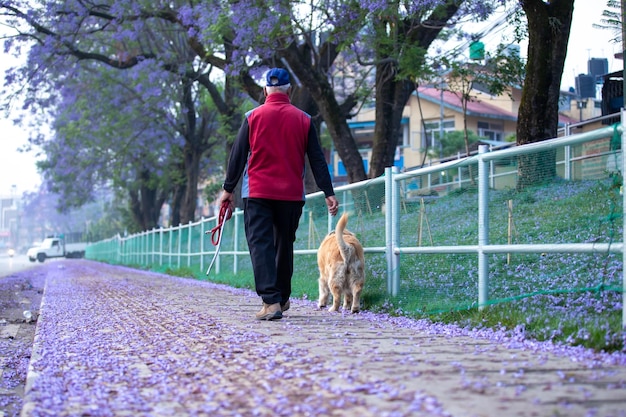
[317,277,329,309]
[328,270,345,312]
[328,283,342,312]
[343,292,352,311]
[350,282,364,313]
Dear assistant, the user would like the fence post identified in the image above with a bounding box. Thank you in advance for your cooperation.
[177,224,182,269]
[142,230,145,266]
[564,145,572,180]
[187,220,192,268]
[168,228,173,266]
[159,227,163,266]
[391,166,400,296]
[621,108,626,330]
[489,146,495,189]
[478,145,490,310]
[564,123,572,181]
[116,234,120,264]
[336,190,348,232]
[200,219,205,273]
[385,167,393,294]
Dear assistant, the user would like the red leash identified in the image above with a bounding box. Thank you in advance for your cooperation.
[206,201,232,276]
[210,201,233,246]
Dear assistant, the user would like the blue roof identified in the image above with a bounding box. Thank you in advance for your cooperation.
[349,117,408,129]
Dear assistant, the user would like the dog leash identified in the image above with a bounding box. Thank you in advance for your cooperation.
[206,201,232,275]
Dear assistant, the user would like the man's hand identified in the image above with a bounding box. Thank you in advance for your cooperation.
[325,195,339,216]
[220,190,235,214]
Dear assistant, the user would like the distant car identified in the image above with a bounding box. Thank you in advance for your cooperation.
[7,248,15,257]
[26,237,86,262]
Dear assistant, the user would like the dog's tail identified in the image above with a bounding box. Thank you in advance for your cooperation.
[335,212,355,263]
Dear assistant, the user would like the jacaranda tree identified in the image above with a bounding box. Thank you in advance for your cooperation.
[3,0,562,222]
[40,63,183,231]
[189,0,510,181]
[1,0,228,228]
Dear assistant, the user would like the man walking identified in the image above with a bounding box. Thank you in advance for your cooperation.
[220,68,339,320]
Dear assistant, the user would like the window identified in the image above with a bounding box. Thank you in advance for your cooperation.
[422,119,455,149]
[477,121,504,141]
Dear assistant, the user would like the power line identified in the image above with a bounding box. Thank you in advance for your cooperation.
[438,7,520,61]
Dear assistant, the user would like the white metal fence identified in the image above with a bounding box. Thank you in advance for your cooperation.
[87,112,625,326]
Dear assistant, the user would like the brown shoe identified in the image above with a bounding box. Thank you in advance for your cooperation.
[255,303,282,321]
[281,300,290,312]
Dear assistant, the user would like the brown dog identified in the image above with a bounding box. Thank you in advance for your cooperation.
[317,213,365,313]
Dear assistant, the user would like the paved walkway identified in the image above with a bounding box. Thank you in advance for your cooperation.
[19,260,626,417]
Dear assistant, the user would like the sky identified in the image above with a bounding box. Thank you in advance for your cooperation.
[562,0,620,90]
[0,49,42,199]
[0,0,618,198]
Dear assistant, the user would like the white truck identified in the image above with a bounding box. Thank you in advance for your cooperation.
[27,237,87,263]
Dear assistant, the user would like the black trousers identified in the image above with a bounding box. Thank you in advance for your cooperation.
[243,198,305,305]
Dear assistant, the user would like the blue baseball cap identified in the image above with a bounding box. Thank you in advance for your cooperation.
[266,68,290,87]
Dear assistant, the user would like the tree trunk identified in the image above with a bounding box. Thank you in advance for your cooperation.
[128,169,162,231]
[368,1,463,179]
[140,185,158,229]
[282,44,367,184]
[170,181,184,227]
[370,75,414,178]
[323,107,367,183]
[180,144,201,224]
[176,77,222,224]
[462,94,476,185]
[516,0,574,189]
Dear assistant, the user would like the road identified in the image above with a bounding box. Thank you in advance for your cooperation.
[0,253,38,278]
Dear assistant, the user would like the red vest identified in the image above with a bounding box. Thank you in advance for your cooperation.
[244,93,311,201]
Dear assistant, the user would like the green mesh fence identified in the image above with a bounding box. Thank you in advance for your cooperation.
[382,130,623,320]
[86,123,625,351]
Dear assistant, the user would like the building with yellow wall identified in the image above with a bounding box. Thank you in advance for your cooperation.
[334,86,582,184]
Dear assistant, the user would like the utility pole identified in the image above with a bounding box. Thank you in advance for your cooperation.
[439,82,444,158]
